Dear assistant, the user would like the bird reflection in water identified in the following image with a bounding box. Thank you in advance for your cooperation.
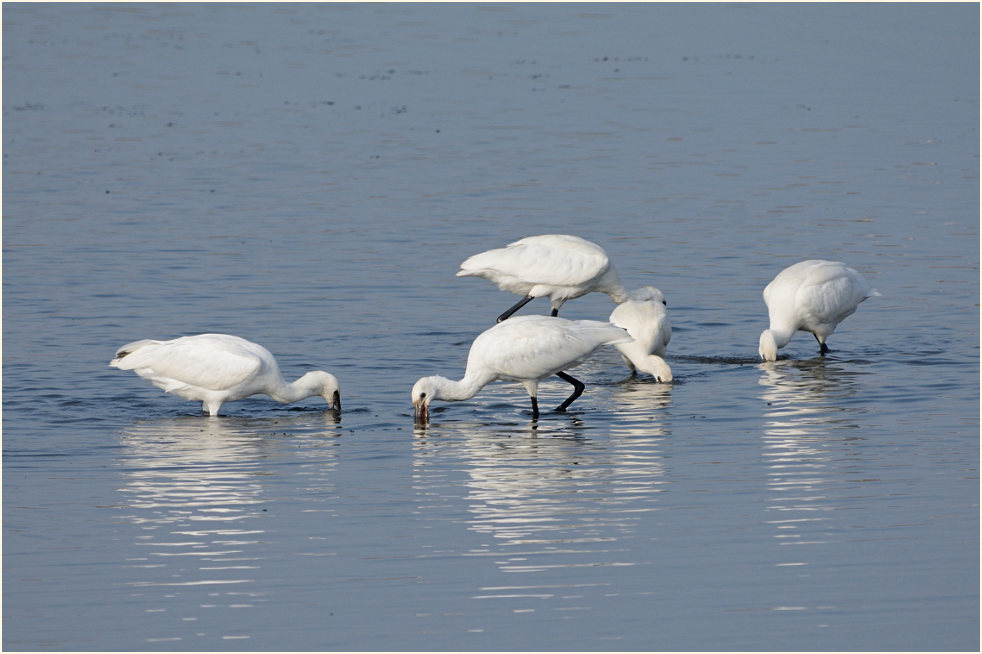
[757,359,866,571]
[412,403,668,613]
[115,412,341,644]
[608,374,674,425]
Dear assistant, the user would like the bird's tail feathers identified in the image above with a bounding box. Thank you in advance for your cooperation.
[577,320,633,346]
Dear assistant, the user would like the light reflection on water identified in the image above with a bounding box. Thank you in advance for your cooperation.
[115,414,342,645]
[757,359,866,569]
[608,375,674,430]
[412,381,670,615]
[2,1,977,649]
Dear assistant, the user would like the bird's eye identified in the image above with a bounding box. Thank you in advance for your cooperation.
[662,300,667,306]
[420,392,427,399]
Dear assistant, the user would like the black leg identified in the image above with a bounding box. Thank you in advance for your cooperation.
[550,307,559,317]
[530,396,539,419]
[820,342,830,354]
[554,371,585,412]
[497,295,535,322]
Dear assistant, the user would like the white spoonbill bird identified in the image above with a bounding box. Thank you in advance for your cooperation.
[412,315,631,421]
[758,260,880,361]
[457,234,630,322]
[609,286,673,382]
[110,333,341,416]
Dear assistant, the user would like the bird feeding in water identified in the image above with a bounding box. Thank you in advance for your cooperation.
[608,285,673,382]
[411,315,631,421]
[110,333,341,416]
[758,260,880,361]
[457,234,630,322]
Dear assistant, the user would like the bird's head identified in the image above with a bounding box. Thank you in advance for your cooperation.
[411,376,440,422]
[302,371,341,410]
[640,355,673,382]
[758,330,778,362]
[627,285,667,306]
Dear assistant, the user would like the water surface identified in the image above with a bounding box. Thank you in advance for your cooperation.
[3,3,978,651]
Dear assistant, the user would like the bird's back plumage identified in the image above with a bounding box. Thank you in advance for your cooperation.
[112,333,340,415]
[764,260,875,334]
[466,315,630,382]
[457,234,626,306]
[111,334,269,393]
[760,260,878,360]
[412,315,631,420]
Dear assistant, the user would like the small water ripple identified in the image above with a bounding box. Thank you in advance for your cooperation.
[411,403,668,619]
[107,413,343,646]
[757,359,879,581]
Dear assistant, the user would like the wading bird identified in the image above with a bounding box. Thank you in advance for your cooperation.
[457,234,630,322]
[111,333,340,416]
[758,260,879,361]
[609,286,673,381]
[412,315,631,421]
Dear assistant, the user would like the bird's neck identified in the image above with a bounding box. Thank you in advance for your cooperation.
[608,286,630,304]
[269,374,318,404]
[602,268,629,304]
[766,325,795,348]
[432,371,494,402]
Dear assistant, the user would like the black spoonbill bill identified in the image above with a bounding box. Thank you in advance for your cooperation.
[457,234,630,322]
[412,315,631,421]
[609,286,673,382]
[110,333,341,416]
[758,260,880,361]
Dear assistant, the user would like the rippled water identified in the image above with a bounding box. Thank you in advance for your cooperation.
[3,3,978,651]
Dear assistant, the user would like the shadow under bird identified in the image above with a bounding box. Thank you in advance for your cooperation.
[609,285,673,382]
[412,315,632,422]
[457,234,630,322]
[110,333,341,416]
[758,260,880,361]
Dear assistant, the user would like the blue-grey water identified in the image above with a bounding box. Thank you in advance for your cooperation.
[3,3,978,651]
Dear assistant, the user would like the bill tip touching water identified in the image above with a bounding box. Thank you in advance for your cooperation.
[110,333,340,416]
